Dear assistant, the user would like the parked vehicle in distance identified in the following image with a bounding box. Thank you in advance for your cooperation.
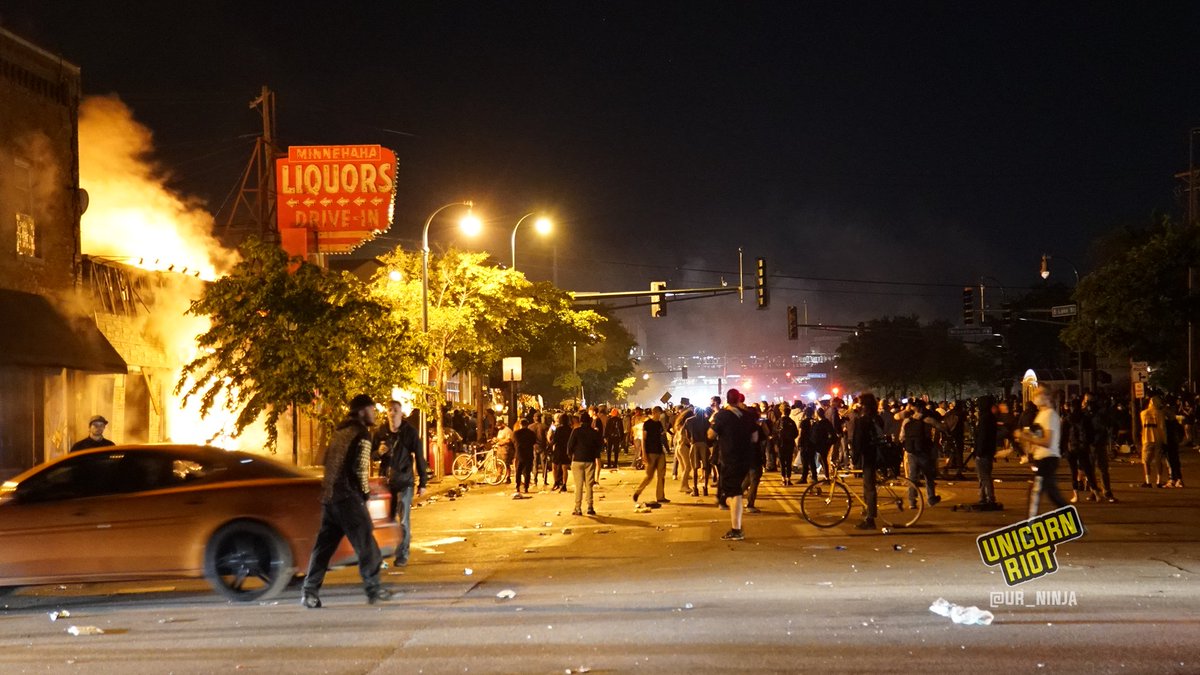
[0,444,398,602]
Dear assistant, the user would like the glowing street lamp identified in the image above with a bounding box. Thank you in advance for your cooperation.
[1039,253,1079,284]
[420,201,480,478]
[421,201,480,332]
[510,212,553,272]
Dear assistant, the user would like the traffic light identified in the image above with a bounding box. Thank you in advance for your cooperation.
[681,365,689,379]
[1001,301,1013,325]
[650,281,667,318]
[786,305,799,340]
[755,257,769,309]
[962,287,975,325]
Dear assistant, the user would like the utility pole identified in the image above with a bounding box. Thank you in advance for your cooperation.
[221,86,279,249]
[1189,128,1198,393]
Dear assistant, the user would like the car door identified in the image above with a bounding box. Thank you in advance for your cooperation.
[0,452,130,583]
[96,452,216,575]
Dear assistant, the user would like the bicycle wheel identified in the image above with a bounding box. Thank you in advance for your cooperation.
[451,454,475,480]
[482,455,508,485]
[801,479,852,528]
[875,475,924,528]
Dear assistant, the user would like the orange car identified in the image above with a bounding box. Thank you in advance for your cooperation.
[0,445,399,602]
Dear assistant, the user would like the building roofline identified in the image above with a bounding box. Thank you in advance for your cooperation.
[0,25,81,75]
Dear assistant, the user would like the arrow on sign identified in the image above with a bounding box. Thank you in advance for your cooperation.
[370,197,383,205]
[286,199,299,207]
[354,198,366,206]
[319,198,332,207]
[302,199,315,207]
[337,198,349,206]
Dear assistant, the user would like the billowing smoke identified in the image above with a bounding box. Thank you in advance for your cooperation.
[79,95,235,280]
[77,96,270,451]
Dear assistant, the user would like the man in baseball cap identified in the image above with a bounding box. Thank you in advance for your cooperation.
[70,415,116,452]
[301,393,391,608]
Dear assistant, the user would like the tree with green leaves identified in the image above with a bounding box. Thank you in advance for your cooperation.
[518,305,639,407]
[1062,216,1200,387]
[370,246,603,446]
[178,239,417,457]
[835,316,993,396]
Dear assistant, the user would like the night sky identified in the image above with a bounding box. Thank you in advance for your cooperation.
[5,2,1199,355]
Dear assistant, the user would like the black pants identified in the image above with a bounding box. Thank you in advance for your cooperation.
[860,449,878,519]
[516,452,534,491]
[1028,456,1069,518]
[1093,443,1113,496]
[779,443,795,480]
[1069,448,1100,493]
[799,444,818,482]
[302,497,382,596]
[605,439,622,467]
[1165,442,1183,482]
[742,465,763,507]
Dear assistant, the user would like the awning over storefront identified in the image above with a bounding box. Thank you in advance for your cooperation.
[0,289,127,373]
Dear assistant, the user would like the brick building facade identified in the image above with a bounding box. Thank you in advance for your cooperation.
[0,27,128,478]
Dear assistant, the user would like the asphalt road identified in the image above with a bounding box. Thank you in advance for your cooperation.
[1,451,1197,674]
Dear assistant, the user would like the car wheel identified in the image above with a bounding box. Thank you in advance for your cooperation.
[203,521,294,602]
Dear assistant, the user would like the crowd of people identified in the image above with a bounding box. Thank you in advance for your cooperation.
[468,384,1190,537]
[295,383,1192,606]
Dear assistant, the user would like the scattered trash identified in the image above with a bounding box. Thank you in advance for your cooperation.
[464,568,474,576]
[893,545,904,551]
[835,545,847,551]
[561,528,573,535]
[929,597,994,626]
[524,548,539,554]
[816,581,834,587]
[595,529,613,534]
[48,610,70,622]
[881,528,892,534]
[544,521,554,527]
[683,602,694,610]
[474,523,483,529]
[496,589,517,600]
[66,625,105,636]
[512,493,527,500]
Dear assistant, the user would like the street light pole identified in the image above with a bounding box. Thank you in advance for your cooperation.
[510,213,552,272]
[420,200,475,479]
[422,201,473,333]
[1040,254,1084,396]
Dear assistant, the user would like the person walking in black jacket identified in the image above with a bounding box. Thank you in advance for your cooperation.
[974,395,999,508]
[301,394,390,608]
[568,412,604,515]
[376,401,429,567]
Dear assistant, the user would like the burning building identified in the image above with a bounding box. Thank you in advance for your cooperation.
[0,28,258,478]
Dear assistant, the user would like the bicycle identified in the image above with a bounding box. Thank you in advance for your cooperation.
[451,442,509,485]
[800,463,925,529]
